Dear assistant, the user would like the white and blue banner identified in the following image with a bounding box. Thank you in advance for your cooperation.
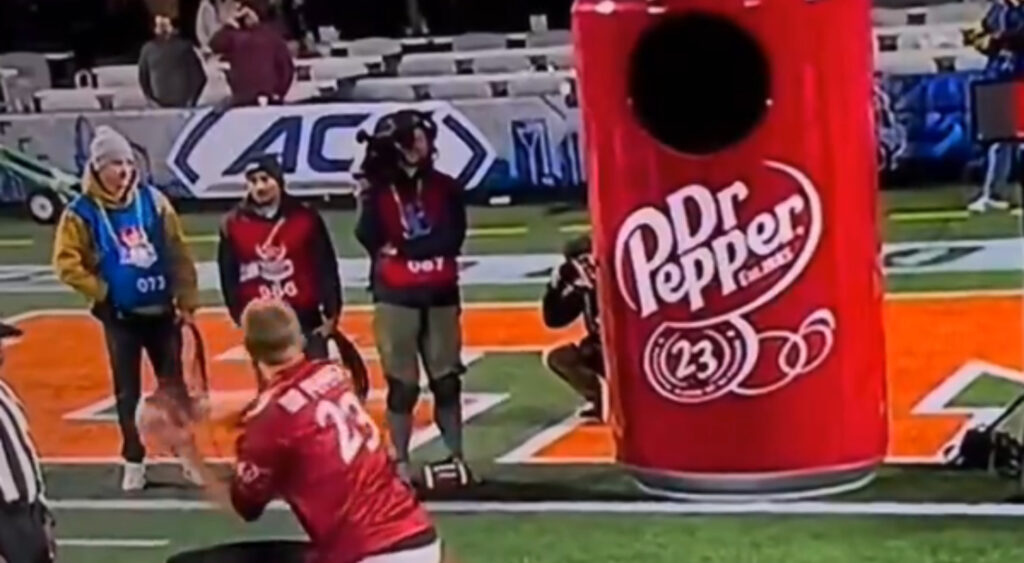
[167,102,497,198]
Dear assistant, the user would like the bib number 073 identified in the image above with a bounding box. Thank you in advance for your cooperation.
[315,393,381,464]
[136,275,167,294]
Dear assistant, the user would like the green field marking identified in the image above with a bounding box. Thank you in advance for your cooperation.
[0,237,34,248]
[559,224,591,234]
[889,210,970,222]
[183,234,218,244]
[467,226,528,237]
[950,374,1024,409]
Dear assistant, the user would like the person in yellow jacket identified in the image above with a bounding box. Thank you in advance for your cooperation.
[51,126,199,492]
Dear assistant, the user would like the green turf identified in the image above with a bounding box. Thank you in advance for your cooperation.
[46,510,1024,563]
[9,186,1024,562]
[0,188,1021,264]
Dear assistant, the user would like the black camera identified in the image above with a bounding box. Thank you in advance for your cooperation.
[355,110,439,187]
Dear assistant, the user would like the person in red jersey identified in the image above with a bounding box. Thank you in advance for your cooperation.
[162,298,454,563]
[217,155,343,361]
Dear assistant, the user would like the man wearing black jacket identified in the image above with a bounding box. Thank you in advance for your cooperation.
[355,110,468,483]
[217,155,342,360]
[542,235,604,421]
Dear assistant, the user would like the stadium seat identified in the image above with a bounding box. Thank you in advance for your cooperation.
[525,30,572,48]
[452,33,507,51]
[955,50,987,71]
[0,52,52,111]
[927,3,986,25]
[93,65,139,88]
[305,58,368,81]
[350,81,418,102]
[197,81,231,106]
[876,51,938,76]
[111,86,151,110]
[508,74,569,97]
[427,80,492,100]
[348,37,402,57]
[317,26,340,44]
[286,81,334,103]
[32,88,107,112]
[398,57,457,76]
[897,32,925,51]
[474,54,533,74]
[872,8,910,27]
[547,51,574,71]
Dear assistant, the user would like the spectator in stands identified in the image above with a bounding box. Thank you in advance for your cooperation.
[195,0,231,53]
[968,0,1024,212]
[138,15,207,108]
[210,0,294,106]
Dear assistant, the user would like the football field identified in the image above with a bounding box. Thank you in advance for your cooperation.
[5,186,1024,562]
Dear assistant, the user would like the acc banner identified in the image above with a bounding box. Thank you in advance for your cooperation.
[166,102,497,198]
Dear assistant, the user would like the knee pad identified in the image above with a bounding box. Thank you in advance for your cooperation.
[386,377,420,414]
[429,375,461,409]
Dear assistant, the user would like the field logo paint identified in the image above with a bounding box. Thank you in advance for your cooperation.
[613,161,835,404]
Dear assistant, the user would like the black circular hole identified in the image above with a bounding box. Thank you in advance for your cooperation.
[628,13,771,155]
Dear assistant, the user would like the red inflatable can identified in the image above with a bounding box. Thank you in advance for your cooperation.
[573,0,888,498]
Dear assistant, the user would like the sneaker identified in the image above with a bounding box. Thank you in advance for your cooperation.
[989,197,1012,210]
[967,196,990,213]
[577,402,603,421]
[121,462,147,492]
[181,460,205,487]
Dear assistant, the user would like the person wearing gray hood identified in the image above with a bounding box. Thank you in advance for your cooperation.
[138,14,207,108]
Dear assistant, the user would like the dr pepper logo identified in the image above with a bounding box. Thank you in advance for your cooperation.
[613,161,837,405]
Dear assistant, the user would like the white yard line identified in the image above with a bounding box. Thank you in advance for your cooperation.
[43,498,1024,517]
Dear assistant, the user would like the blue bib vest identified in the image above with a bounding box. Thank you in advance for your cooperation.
[70,186,172,311]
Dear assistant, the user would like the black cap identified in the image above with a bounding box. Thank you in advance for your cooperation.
[563,234,592,259]
[243,155,285,188]
[0,322,23,340]
[371,110,438,147]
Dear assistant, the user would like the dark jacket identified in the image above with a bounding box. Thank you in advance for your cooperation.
[209,22,294,106]
[980,0,1024,79]
[355,169,466,308]
[138,35,207,107]
[217,195,341,330]
[542,261,600,340]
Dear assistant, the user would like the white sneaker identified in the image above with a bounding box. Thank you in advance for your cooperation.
[181,461,205,487]
[989,198,1012,210]
[967,196,990,213]
[121,462,147,492]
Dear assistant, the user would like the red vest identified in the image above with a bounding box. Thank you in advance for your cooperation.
[225,206,323,313]
[374,178,458,290]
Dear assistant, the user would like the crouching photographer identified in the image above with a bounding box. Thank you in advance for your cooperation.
[542,235,605,421]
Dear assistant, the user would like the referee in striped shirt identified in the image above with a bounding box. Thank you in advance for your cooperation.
[0,321,55,563]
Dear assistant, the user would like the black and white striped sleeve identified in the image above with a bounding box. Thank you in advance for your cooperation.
[0,380,44,506]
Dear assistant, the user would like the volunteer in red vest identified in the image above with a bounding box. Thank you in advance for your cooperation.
[355,110,469,484]
[217,155,343,360]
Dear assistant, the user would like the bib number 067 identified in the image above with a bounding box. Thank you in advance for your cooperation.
[407,257,445,274]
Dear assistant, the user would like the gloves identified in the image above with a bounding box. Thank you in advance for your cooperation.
[90,299,117,323]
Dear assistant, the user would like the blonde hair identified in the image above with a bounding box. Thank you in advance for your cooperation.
[241,298,305,365]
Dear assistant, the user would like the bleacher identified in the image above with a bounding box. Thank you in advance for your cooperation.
[0,3,1000,113]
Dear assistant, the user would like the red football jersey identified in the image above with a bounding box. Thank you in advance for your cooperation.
[230,359,433,563]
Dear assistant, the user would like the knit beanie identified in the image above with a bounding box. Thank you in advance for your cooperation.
[89,126,134,170]
[243,155,286,188]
